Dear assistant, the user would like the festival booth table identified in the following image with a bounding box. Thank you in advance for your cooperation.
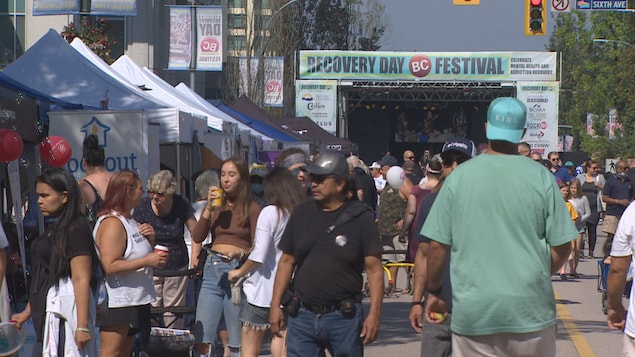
[2,29,208,195]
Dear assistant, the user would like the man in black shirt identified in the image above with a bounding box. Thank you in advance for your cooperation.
[270,152,384,357]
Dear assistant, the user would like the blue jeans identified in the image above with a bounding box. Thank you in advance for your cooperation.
[194,254,241,355]
[286,303,364,357]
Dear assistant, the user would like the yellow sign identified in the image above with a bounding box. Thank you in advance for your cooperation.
[453,0,480,4]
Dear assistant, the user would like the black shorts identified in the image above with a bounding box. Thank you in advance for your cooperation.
[97,303,151,342]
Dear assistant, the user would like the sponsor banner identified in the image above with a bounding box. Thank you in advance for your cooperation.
[33,0,80,15]
[91,0,137,16]
[516,81,559,157]
[295,80,338,135]
[239,57,260,97]
[299,51,557,81]
[264,57,284,107]
[576,0,627,10]
[196,6,223,71]
[48,111,151,186]
[168,6,192,70]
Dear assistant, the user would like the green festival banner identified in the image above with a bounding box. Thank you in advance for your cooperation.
[298,51,557,81]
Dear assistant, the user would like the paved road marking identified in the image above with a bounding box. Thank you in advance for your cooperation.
[555,290,597,357]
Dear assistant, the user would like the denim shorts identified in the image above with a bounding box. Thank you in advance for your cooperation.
[240,302,270,329]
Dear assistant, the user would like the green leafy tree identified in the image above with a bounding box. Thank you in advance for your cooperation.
[61,19,117,64]
[547,11,635,161]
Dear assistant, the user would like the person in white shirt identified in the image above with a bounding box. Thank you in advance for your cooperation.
[370,162,386,213]
[607,201,635,356]
[228,167,307,357]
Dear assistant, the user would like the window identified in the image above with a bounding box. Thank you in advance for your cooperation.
[228,0,245,8]
[0,0,26,69]
[228,14,246,29]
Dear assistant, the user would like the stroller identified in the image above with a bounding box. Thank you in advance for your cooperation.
[597,259,633,315]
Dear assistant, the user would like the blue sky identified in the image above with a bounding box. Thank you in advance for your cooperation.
[378,0,553,52]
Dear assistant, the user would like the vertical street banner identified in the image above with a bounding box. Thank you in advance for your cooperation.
[586,113,597,136]
[516,81,559,157]
[196,6,223,71]
[608,107,620,139]
[168,6,192,70]
[91,0,137,16]
[264,57,284,107]
[32,0,80,15]
[239,57,259,97]
[295,80,338,135]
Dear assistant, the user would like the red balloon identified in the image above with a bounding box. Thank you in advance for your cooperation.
[0,129,24,163]
[39,136,72,167]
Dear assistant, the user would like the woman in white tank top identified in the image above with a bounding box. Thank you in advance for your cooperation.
[93,170,168,357]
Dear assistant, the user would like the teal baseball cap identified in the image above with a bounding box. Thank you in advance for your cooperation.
[486,97,527,144]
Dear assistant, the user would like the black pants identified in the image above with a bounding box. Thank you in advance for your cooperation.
[586,222,598,256]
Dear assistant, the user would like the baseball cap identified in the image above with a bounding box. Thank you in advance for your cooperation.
[442,138,476,157]
[564,161,574,167]
[378,155,398,168]
[302,152,349,179]
[369,162,381,170]
[486,97,527,143]
[249,164,268,178]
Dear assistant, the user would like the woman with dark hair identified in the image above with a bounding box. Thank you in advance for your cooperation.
[11,168,98,356]
[93,170,167,356]
[78,134,113,224]
[576,159,605,258]
[191,157,262,356]
[228,167,307,357]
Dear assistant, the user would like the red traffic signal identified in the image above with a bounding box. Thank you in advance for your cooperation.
[525,0,546,36]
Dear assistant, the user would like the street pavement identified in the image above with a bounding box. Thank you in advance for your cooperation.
[257,228,627,356]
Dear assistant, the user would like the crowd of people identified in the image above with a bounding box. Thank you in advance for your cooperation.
[9,97,635,357]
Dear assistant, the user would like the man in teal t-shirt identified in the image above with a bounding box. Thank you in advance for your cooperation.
[422,97,578,357]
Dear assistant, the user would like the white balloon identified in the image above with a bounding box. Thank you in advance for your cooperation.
[386,166,405,189]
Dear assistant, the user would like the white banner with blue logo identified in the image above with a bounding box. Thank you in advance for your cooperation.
[295,80,338,135]
[47,110,156,186]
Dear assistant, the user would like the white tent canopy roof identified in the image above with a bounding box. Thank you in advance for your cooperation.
[110,55,223,132]
[174,82,276,141]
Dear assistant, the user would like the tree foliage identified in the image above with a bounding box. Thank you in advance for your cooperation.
[61,18,117,64]
[548,11,635,161]
[221,0,389,116]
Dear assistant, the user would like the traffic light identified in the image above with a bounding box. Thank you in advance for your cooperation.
[525,0,546,36]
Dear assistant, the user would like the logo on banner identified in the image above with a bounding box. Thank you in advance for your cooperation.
[301,93,314,101]
[80,117,111,146]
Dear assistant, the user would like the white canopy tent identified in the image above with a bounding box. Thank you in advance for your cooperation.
[109,54,224,132]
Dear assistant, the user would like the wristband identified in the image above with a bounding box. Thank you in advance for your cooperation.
[411,301,424,306]
[76,327,91,333]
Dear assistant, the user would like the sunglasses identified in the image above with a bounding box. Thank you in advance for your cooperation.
[406,156,415,160]
[147,190,166,197]
[550,158,560,162]
[309,174,334,184]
